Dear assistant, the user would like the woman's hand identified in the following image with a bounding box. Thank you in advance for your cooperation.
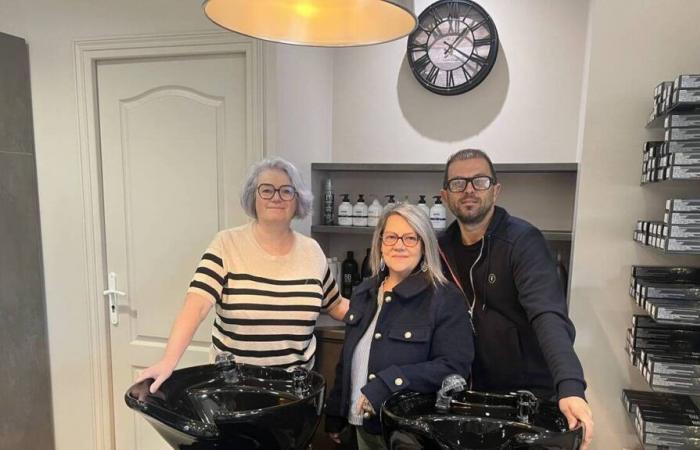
[135,358,177,394]
[328,432,341,444]
[354,393,376,417]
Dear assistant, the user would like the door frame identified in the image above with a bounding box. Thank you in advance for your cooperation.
[73,31,266,450]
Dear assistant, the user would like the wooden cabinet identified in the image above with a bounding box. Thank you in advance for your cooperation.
[312,327,357,450]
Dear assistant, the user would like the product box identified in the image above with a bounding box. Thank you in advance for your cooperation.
[675,75,700,90]
[666,225,700,239]
[636,408,700,438]
[667,199,700,213]
[647,299,700,324]
[622,389,699,414]
[665,212,700,226]
[647,356,700,377]
[665,114,700,129]
[639,282,700,301]
[666,141,700,154]
[664,165,700,181]
[632,266,700,283]
[673,89,700,107]
[666,128,700,142]
[670,152,700,165]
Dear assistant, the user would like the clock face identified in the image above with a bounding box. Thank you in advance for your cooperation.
[407,0,498,95]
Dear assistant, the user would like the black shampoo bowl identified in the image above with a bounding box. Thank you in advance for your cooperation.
[381,390,583,449]
[125,360,324,450]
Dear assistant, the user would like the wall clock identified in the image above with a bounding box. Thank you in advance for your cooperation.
[407,0,499,95]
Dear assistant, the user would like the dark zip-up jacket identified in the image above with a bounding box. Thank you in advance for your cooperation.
[438,206,586,400]
[325,271,474,435]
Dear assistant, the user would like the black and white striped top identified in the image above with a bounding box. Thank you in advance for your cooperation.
[188,223,340,369]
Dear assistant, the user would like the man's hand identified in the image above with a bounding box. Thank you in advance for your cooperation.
[559,396,594,450]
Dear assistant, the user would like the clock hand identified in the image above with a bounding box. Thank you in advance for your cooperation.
[444,41,469,61]
[444,26,470,56]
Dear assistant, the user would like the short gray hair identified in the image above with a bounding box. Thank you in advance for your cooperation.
[370,203,447,286]
[240,157,313,220]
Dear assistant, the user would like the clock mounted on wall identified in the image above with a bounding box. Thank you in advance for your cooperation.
[407,0,499,95]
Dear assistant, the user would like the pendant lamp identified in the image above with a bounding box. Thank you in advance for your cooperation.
[203,0,417,47]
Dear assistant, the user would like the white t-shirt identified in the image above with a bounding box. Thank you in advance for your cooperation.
[187,223,340,369]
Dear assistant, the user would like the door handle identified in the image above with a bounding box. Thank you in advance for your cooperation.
[103,272,126,325]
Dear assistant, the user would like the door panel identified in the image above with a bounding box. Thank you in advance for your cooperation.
[97,52,253,449]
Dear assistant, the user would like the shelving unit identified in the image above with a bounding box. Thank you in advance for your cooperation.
[623,76,700,450]
[310,162,578,306]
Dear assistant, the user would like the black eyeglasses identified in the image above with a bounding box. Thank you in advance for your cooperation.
[257,183,297,201]
[381,233,421,247]
[444,176,495,193]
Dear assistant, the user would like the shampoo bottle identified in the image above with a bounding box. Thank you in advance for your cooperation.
[430,195,446,230]
[352,194,368,227]
[338,194,353,226]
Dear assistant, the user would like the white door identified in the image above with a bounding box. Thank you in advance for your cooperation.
[97,50,258,449]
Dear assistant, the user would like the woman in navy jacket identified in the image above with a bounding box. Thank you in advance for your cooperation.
[325,204,474,449]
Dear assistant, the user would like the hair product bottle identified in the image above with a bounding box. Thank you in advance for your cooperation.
[430,195,446,230]
[322,178,334,225]
[360,248,372,280]
[367,197,382,226]
[341,251,359,298]
[352,194,368,227]
[417,195,430,217]
[338,194,353,226]
[384,194,396,213]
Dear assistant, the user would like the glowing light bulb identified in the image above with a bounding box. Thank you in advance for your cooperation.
[294,2,318,18]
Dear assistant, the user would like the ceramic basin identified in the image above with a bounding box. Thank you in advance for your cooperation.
[381,390,583,449]
[125,361,324,450]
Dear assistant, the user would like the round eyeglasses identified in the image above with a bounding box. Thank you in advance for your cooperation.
[444,176,495,193]
[257,183,297,201]
[381,233,421,247]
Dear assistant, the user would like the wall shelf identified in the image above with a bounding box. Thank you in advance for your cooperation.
[311,225,572,241]
[312,162,578,174]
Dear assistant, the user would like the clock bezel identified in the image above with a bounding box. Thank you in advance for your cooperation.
[407,0,499,96]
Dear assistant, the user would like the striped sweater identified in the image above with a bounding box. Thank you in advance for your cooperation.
[188,223,340,369]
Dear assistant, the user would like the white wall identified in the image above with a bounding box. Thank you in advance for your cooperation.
[265,44,334,233]
[570,0,700,448]
[331,0,590,164]
[0,2,332,449]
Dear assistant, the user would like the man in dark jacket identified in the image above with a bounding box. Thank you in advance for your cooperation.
[437,149,593,449]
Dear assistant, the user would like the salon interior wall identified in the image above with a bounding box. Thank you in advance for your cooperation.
[330,0,590,164]
[570,0,700,448]
[0,2,333,450]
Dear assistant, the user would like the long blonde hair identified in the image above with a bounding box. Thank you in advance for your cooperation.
[370,203,447,286]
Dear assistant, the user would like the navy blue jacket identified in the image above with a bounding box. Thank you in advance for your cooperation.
[325,271,474,435]
[438,206,586,400]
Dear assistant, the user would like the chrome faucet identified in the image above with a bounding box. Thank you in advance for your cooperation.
[215,352,241,384]
[435,375,467,412]
[290,367,310,396]
[515,390,539,424]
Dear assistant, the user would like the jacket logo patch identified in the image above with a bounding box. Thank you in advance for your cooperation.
[488,273,496,284]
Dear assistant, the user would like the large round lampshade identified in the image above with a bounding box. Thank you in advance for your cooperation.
[203,0,417,47]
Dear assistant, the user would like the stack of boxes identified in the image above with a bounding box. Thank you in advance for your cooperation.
[623,389,700,448]
[624,76,700,449]
[642,75,700,183]
[634,199,700,253]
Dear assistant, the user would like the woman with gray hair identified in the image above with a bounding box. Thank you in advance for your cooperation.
[136,157,348,393]
[325,204,474,449]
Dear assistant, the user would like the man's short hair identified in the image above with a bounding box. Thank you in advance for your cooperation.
[443,149,498,188]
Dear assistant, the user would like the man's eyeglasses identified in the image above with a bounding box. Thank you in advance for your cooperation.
[444,176,495,193]
[257,184,297,201]
[381,233,421,247]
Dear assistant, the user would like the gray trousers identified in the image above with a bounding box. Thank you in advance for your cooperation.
[356,426,387,450]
